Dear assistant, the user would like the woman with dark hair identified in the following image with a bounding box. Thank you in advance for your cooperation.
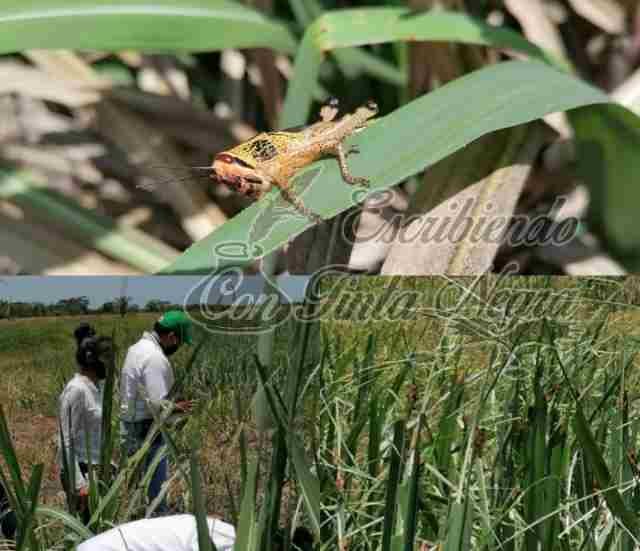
[57,332,113,524]
[73,322,96,347]
[0,481,17,540]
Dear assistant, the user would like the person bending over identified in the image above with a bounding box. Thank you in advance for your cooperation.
[76,515,314,551]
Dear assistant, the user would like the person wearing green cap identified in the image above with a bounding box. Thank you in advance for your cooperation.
[119,310,194,515]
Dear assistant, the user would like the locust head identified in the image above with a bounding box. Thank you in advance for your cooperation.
[211,153,263,198]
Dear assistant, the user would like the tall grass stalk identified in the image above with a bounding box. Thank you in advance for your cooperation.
[315,277,640,549]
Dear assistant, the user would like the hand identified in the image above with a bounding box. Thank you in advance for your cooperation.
[77,486,89,511]
[174,400,194,414]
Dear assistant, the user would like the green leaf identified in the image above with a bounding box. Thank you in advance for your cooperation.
[286,0,407,86]
[280,8,570,128]
[570,104,640,270]
[35,506,94,540]
[287,435,322,539]
[16,464,43,551]
[381,421,405,551]
[160,59,609,274]
[0,0,296,55]
[191,449,214,551]
[234,459,259,551]
[403,417,422,551]
[443,500,469,551]
[573,401,639,537]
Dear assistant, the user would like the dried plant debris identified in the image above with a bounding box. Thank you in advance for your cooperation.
[0,50,249,274]
[0,0,639,274]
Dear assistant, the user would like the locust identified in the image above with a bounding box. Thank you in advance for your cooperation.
[211,98,379,223]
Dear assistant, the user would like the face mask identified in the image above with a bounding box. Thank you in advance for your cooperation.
[95,360,107,380]
[163,344,180,357]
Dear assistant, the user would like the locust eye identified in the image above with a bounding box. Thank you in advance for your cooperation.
[215,153,234,164]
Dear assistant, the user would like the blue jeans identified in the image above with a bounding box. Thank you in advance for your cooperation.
[145,432,169,515]
[121,420,169,516]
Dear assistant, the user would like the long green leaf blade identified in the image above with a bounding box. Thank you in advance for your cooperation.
[234,459,259,551]
[0,0,296,55]
[573,403,639,537]
[161,60,609,274]
[191,448,214,551]
[281,8,569,127]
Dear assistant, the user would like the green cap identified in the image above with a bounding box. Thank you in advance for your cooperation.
[157,310,193,344]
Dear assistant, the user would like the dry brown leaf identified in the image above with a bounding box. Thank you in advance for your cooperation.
[566,0,626,34]
[503,0,572,137]
[95,100,228,239]
[527,184,624,275]
[407,0,481,97]
[0,144,104,183]
[137,55,191,100]
[0,95,73,143]
[535,233,627,274]
[106,87,256,142]
[24,50,229,240]
[348,187,409,272]
[249,49,283,130]
[219,49,247,120]
[0,62,102,108]
[24,50,109,86]
[611,64,640,110]
[380,124,547,275]
[0,215,141,275]
[286,210,359,273]
[504,0,568,58]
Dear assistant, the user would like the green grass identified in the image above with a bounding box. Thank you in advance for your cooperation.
[4,278,640,549]
[0,310,316,549]
[313,276,640,550]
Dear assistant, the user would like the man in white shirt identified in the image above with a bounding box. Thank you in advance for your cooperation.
[76,515,235,551]
[119,311,194,515]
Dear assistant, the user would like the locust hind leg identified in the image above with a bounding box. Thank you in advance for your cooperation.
[333,142,369,187]
[278,185,324,224]
[248,170,323,224]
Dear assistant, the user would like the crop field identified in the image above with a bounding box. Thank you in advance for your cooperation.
[4,277,640,549]
[0,310,312,550]
[314,276,640,550]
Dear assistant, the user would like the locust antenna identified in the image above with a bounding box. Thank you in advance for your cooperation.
[135,166,215,191]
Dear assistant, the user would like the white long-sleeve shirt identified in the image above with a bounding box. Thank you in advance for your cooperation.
[76,515,236,551]
[57,373,103,491]
[120,331,174,423]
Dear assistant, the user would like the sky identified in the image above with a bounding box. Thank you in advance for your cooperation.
[0,275,310,306]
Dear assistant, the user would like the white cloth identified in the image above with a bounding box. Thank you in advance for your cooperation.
[57,373,103,490]
[76,515,236,551]
[120,332,175,423]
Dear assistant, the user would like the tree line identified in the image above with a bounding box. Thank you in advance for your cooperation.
[0,297,191,319]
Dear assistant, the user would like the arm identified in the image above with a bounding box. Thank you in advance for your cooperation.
[140,355,174,418]
[58,388,89,491]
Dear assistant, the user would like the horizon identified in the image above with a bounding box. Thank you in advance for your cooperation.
[0,275,310,307]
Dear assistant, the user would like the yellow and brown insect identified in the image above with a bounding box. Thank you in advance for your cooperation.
[211,98,379,223]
